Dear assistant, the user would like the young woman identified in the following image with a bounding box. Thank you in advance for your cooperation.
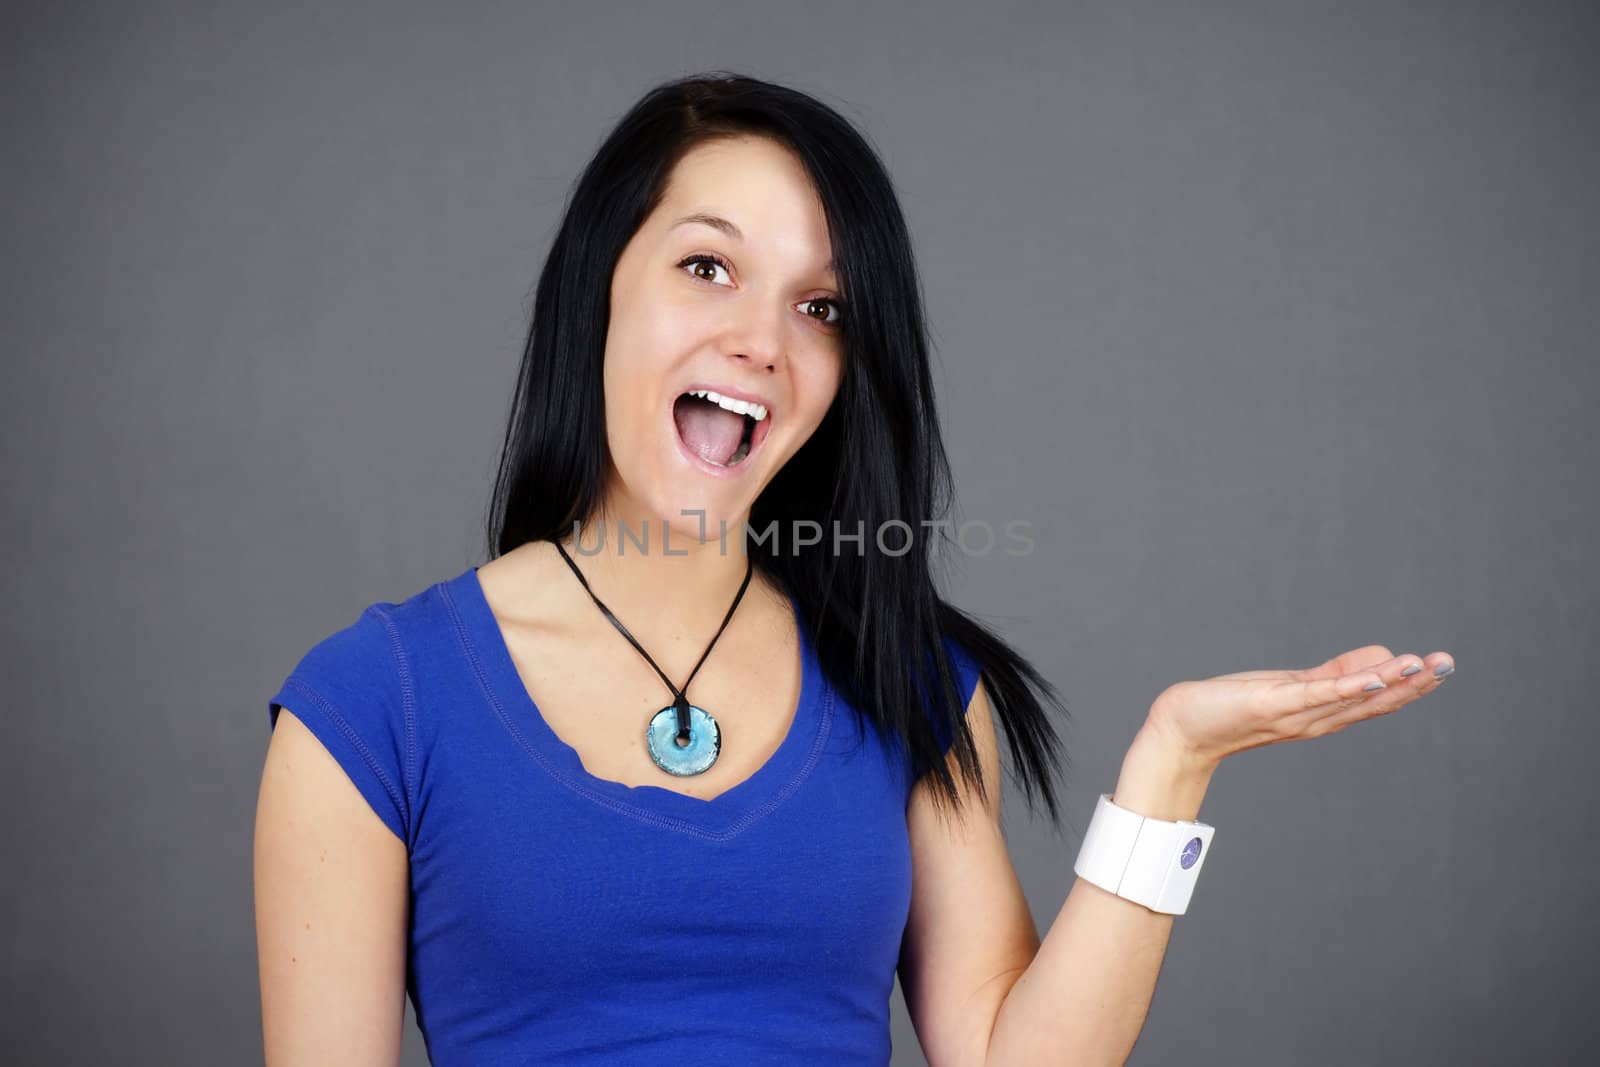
[255,72,1455,1066]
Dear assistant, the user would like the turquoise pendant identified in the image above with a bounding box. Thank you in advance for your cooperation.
[645,703,721,777]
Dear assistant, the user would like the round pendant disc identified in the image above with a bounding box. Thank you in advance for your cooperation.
[645,704,721,777]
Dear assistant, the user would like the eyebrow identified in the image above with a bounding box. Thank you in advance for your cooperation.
[670,212,834,276]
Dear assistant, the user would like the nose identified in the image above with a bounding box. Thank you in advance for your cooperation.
[724,296,787,373]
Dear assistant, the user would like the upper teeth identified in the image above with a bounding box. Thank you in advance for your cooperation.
[687,389,768,422]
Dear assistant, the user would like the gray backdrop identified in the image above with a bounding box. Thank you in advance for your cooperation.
[4,1,1595,1064]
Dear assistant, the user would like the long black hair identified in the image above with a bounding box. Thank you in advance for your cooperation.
[485,71,1070,828]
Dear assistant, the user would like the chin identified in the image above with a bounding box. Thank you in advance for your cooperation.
[653,487,752,546]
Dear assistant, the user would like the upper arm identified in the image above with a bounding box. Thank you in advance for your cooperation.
[255,705,410,1066]
[900,679,1041,1067]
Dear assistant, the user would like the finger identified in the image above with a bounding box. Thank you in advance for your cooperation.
[1276,662,1396,711]
[1301,645,1397,681]
[1308,653,1457,736]
[1217,645,1398,685]
[1275,650,1447,712]
[1272,651,1453,723]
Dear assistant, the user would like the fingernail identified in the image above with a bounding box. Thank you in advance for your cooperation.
[1400,665,1423,677]
[1363,680,1386,691]
[1434,663,1455,679]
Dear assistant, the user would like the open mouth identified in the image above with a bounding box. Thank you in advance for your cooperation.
[671,391,771,471]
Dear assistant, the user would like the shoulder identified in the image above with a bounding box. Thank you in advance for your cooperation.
[279,563,486,704]
[265,584,433,845]
[923,634,984,750]
[939,634,982,686]
[275,602,405,707]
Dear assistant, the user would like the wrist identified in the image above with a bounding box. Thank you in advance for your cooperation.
[1111,722,1218,822]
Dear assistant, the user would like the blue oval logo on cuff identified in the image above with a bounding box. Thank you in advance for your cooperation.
[1180,836,1203,869]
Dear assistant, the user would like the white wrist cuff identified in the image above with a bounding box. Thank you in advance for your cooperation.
[1073,793,1215,915]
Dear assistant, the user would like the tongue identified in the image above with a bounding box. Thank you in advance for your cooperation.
[674,396,746,465]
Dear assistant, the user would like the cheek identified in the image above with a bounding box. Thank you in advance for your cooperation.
[602,323,667,421]
[611,301,699,382]
[803,352,846,424]
[778,364,842,450]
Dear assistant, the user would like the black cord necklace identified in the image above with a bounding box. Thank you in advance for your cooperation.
[553,539,754,778]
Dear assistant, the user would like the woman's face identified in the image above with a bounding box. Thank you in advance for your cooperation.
[600,135,847,543]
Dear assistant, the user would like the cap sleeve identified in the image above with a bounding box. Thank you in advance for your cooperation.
[929,635,984,758]
[266,603,413,845]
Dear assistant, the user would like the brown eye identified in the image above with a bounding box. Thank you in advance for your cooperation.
[677,253,733,286]
[799,297,845,327]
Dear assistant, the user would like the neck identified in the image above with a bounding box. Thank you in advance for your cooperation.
[555,499,768,646]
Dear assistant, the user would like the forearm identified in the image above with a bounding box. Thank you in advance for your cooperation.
[985,724,1216,1066]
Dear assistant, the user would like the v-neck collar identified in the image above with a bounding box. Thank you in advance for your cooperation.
[442,565,832,840]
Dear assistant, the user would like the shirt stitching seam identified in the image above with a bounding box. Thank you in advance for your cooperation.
[278,675,408,839]
[441,575,826,842]
[372,603,417,849]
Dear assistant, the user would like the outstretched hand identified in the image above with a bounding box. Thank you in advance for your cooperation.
[1145,645,1457,770]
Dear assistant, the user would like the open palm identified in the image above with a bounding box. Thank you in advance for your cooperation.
[1147,644,1457,769]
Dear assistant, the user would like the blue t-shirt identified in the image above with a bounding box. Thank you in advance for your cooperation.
[265,566,982,1066]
